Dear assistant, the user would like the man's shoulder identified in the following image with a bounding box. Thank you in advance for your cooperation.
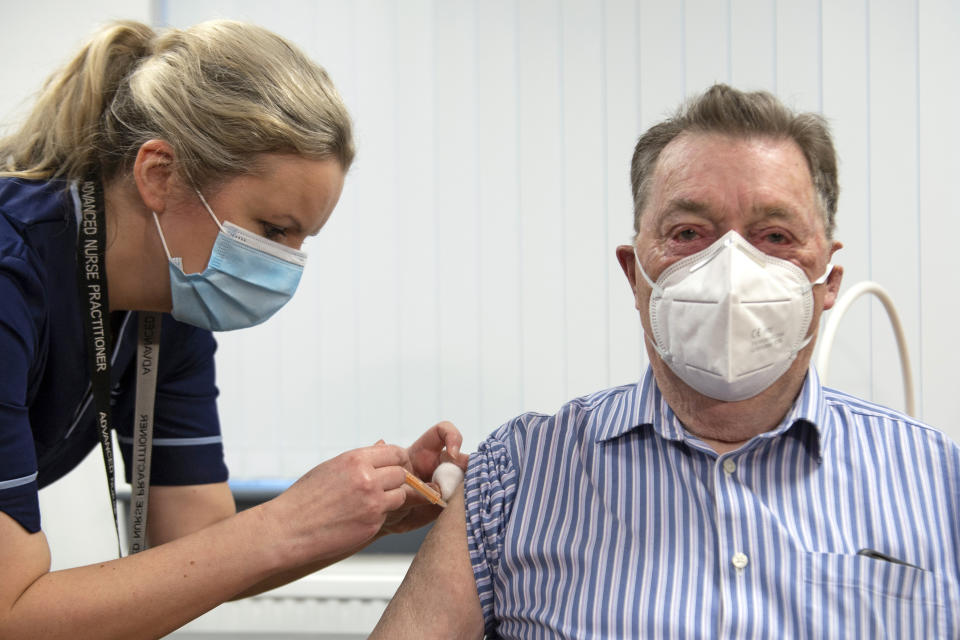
[822,385,959,454]
[483,383,640,453]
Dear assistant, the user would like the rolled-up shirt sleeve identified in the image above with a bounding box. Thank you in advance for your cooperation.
[464,425,518,632]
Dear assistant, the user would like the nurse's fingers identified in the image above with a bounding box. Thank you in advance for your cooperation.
[409,421,465,463]
[362,442,410,469]
[383,486,407,512]
[374,464,407,491]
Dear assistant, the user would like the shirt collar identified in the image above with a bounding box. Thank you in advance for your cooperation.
[593,366,682,443]
[774,365,831,463]
[596,366,832,463]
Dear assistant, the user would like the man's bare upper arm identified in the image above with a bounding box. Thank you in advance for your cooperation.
[371,485,484,639]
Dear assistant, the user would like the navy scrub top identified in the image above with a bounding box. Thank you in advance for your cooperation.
[0,178,229,533]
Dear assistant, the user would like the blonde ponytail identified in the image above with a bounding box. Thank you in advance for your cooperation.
[0,20,354,186]
[0,22,152,180]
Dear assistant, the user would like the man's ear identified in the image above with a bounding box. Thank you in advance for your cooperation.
[615,244,643,311]
[133,139,176,214]
[823,241,844,310]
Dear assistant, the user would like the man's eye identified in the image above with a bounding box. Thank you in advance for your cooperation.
[676,228,698,242]
[261,223,286,241]
[765,232,789,244]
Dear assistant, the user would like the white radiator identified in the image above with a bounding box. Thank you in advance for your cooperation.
[168,555,412,639]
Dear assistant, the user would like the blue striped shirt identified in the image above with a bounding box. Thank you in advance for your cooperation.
[464,367,960,638]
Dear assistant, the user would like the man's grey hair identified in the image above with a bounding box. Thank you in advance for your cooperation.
[630,84,839,239]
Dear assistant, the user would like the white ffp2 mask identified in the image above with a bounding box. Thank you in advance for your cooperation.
[636,230,832,402]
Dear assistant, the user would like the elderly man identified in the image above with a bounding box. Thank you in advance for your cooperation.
[372,84,960,638]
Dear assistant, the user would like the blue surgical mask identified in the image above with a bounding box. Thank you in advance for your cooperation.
[152,190,307,331]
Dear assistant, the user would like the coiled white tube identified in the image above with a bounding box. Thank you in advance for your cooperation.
[816,281,915,417]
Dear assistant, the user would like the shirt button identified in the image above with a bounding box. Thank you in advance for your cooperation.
[722,459,737,475]
[732,552,749,570]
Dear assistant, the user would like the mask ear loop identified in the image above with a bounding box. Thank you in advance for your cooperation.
[633,247,664,298]
[152,212,174,261]
[812,264,834,286]
[194,189,226,232]
[633,247,674,362]
[788,263,836,357]
[152,189,226,264]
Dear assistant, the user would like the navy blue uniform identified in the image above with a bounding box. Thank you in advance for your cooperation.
[0,178,228,533]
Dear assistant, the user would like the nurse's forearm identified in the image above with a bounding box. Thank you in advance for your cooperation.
[233,551,349,600]
[2,445,411,638]
[2,506,284,639]
[233,526,388,599]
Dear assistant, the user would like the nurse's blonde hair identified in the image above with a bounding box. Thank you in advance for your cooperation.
[0,20,354,186]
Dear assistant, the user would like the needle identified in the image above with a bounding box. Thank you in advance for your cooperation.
[404,470,447,508]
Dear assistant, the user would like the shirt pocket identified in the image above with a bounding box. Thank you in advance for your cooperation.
[801,552,947,638]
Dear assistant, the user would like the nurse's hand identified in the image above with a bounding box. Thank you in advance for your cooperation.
[263,443,411,567]
[380,421,470,536]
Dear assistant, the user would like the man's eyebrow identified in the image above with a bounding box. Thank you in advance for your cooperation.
[754,206,801,223]
[666,197,708,214]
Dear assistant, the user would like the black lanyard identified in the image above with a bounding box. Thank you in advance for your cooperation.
[75,175,123,557]
[75,178,164,556]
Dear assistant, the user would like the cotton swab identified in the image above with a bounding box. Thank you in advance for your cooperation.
[431,462,465,501]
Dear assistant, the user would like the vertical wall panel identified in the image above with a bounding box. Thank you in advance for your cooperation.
[917,0,960,439]
[517,0,567,414]
[274,257,322,473]
[638,0,685,131]
[561,0,609,399]
[351,0,403,446]
[476,0,523,444]
[867,0,919,413]
[730,0,776,90]
[434,1,482,432]
[775,0,822,111]
[395,1,441,447]
[684,0,730,92]
[214,285,281,474]
[218,0,316,47]
[310,185,361,463]
[818,0,872,402]
[605,0,645,387]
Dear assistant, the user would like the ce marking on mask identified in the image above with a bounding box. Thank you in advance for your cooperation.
[750,326,786,353]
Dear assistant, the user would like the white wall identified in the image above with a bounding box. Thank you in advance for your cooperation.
[157,0,960,481]
[0,1,156,125]
[2,0,958,570]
